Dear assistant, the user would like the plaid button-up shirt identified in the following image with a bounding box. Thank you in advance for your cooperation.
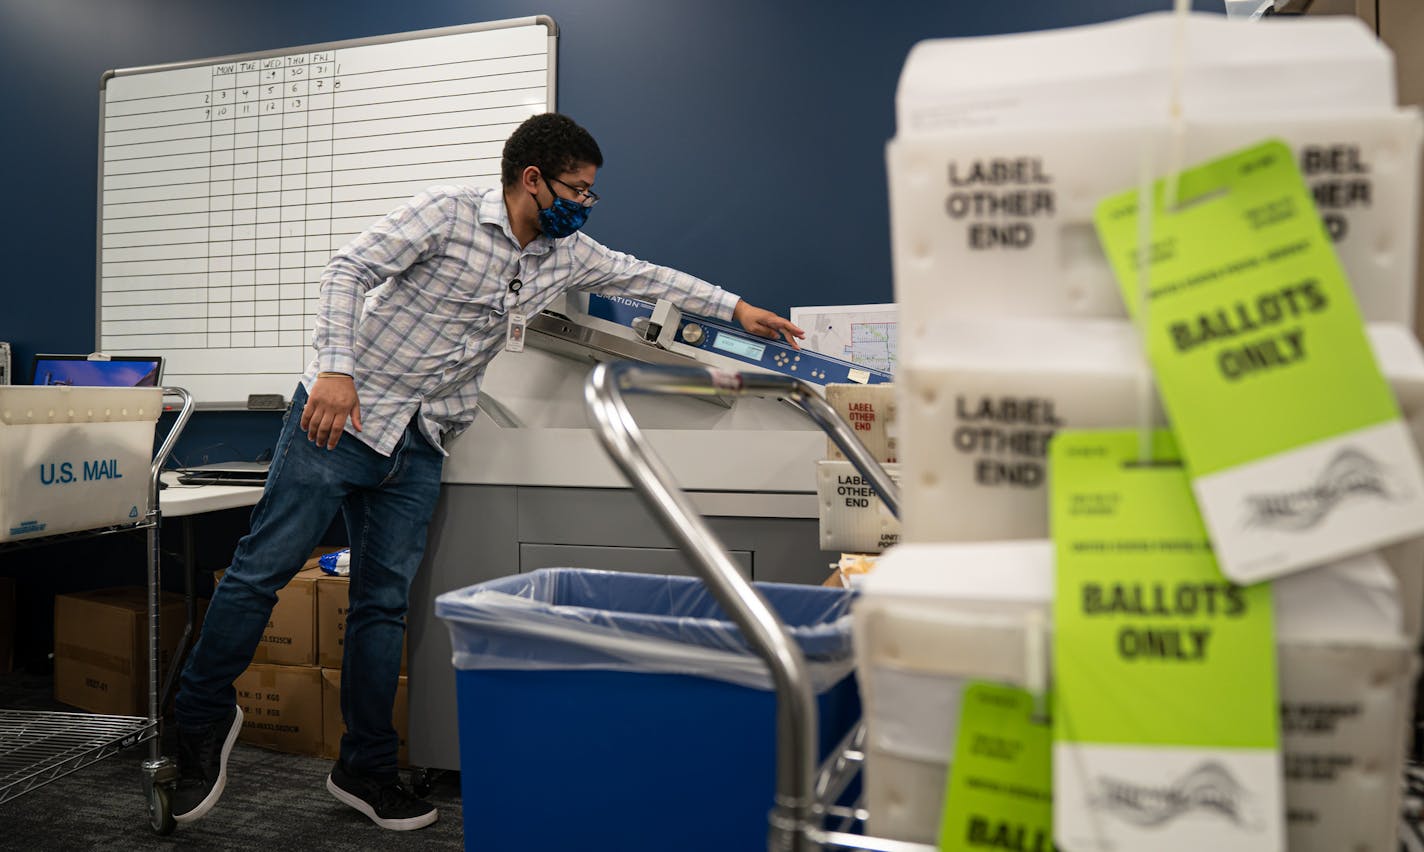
[302,185,740,456]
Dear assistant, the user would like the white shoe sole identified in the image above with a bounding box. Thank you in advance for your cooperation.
[173,705,244,825]
[326,775,439,830]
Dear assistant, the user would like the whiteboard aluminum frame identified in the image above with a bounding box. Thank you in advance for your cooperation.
[95,16,558,409]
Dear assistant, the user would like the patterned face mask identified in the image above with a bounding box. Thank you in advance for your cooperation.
[533,178,590,238]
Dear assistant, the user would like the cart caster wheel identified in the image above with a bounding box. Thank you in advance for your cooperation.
[410,767,433,799]
[147,781,176,836]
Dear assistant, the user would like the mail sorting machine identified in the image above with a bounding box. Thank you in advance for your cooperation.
[0,387,195,836]
[586,360,930,852]
[407,293,891,775]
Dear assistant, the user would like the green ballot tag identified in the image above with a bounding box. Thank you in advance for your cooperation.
[1051,429,1282,852]
[1095,139,1424,583]
[939,682,1053,852]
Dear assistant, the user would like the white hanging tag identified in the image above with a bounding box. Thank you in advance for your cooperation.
[505,311,528,353]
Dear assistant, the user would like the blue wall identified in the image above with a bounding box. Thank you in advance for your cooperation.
[0,0,1209,461]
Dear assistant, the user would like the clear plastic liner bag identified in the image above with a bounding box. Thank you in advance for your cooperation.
[435,568,857,692]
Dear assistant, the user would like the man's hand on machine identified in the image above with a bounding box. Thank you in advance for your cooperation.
[302,372,363,450]
[733,300,806,350]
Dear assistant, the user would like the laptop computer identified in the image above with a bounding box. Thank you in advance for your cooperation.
[176,460,269,487]
[31,354,163,387]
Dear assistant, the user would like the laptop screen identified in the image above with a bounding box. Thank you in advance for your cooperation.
[31,355,163,387]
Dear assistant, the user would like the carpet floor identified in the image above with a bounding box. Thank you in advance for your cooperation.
[0,671,464,851]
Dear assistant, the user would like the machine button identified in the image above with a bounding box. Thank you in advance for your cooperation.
[680,323,705,345]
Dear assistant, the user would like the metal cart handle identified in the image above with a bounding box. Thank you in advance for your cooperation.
[149,387,195,512]
[585,362,899,852]
[145,388,194,756]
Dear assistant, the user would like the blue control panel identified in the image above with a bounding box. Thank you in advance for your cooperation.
[586,294,892,385]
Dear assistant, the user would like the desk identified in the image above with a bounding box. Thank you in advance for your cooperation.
[157,471,263,517]
[153,472,264,706]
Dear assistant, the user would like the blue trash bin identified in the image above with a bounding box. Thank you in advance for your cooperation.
[434,568,859,852]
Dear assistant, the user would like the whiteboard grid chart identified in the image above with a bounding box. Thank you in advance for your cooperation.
[98,18,556,406]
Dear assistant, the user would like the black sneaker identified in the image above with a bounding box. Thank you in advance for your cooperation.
[172,705,244,824]
[326,761,438,830]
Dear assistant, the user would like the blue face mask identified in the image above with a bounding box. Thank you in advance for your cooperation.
[534,188,590,238]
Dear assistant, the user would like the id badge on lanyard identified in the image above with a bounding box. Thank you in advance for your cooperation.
[505,311,528,353]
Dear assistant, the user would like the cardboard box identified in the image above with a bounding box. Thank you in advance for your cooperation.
[817,460,901,553]
[896,316,1166,545]
[54,587,188,716]
[0,576,14,674]
[822,554,880,588]
[888,17,1419,353]
[234,663,324,756]
[216,565,324,667]
[0,386,163,542]
[854,543,1416,851]
[319,667,409,767]
[1277,641,1416,851]
[825,383,898,464]
[895,320,1424,637]
[315,572,408,673]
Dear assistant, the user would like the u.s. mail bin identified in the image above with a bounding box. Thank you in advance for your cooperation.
[0,386,162,542]
[434,568,860,852]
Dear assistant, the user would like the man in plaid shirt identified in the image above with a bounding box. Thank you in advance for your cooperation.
[171,113,803,830]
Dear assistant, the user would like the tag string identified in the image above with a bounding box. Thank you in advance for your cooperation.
[1135,143,1156,465]
[1135,0,1192,465]
[1165,0,1191,212]
[1024,608,1049,724]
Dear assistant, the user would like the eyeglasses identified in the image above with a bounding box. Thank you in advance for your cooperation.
[544,174,600,208]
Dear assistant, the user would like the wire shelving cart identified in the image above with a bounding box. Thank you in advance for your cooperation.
[586,361,937,852]
[0,387,195,835]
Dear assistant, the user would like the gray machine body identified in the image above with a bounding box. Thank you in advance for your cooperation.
[405,300,839,771]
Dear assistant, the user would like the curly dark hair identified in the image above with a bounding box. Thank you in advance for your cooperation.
[500,113,604,187]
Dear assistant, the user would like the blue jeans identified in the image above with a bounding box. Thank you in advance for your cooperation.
[175,383,443,779]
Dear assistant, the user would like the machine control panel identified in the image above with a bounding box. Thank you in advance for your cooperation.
[585,294,892,385]
[680,323,705,346]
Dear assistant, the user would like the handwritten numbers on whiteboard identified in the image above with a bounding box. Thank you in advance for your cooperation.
[100,19,551,402]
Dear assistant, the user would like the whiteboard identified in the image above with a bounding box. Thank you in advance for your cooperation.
[97,17,557,407]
